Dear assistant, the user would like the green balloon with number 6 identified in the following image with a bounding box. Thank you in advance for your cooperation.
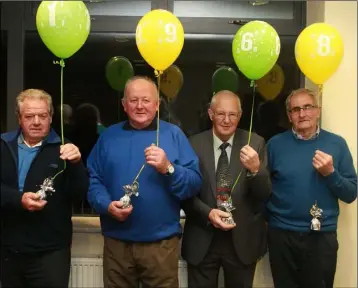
[232,21,281,81]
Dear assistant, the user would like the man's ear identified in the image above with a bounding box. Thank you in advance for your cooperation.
[208,108,214,121]
[287,111,292,123]
[121,98,127,112]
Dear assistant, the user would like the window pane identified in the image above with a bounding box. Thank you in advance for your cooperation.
[1,29,7,133]
[86,0,151,17]
[173,1,294,19]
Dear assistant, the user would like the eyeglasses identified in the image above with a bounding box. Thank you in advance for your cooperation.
[213,111,240,121]
[288,104,318,114]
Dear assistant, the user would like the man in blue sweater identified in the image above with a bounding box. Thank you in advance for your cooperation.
[266,88,357,288]
[87,76,202,288]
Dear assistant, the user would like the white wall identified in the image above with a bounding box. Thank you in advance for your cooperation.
[305,2,357,287]
[320,2,357,288]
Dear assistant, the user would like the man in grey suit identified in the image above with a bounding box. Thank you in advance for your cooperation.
[181,90,271,288]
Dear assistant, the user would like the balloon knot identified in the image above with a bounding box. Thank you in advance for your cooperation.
[250,80,256,88]
[154,70,163,77]
[53,59,66,68]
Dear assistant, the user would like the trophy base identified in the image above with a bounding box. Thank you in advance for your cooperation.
[221,215,235,225]
[310,218,321,231]
[36,190,47,201]
[120,195,131,209]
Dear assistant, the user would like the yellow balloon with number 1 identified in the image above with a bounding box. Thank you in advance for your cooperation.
[295,23,344,85]
[136,9,184,72]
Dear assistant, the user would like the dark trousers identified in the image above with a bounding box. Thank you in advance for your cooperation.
[187,230,256,288]
[103,236,180,288]
[268,228,338,288]
[0,246,71,288]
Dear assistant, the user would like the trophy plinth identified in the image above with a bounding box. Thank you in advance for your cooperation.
[36,177,55,200]
[218,201,236,225]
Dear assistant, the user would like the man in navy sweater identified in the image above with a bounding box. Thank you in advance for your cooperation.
[87,76,202,288]
[266,88,357,288]
[1,89,89,287]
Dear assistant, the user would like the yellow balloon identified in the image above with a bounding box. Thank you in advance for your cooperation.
[295,23,344,85]
[136,9,184,72]
[160,65,184,100]
[257,64,285,101]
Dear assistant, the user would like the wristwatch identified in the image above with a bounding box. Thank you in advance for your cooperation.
[166,163,175,175]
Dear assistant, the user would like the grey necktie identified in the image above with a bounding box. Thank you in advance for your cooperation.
[216,142,232,206]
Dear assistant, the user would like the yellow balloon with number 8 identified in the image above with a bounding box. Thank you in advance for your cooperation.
[295,23,344,85]
[136,9,184,72]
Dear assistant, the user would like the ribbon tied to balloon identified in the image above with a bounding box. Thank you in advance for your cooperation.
[295,22,344,98]
[132,9,184,191]
[230,20,281,194]
[36,1,90,177]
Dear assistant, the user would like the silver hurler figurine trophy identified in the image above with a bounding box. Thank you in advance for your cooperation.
[310,202,323,231]
[218,200,236,225]
[120,181,139,208]
[36,177,56,200]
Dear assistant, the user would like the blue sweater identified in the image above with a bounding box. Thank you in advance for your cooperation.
[87,120,202,242]
[18,143,40,192]
[266,130,357,232]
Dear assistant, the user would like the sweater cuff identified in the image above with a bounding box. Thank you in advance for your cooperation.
[323,169,341,187]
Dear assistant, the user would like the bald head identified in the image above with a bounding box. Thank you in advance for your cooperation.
[208,90,242,141]
[123,76,158,101]
[210,90,242,113]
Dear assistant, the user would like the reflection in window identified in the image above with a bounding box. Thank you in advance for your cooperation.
[173,1,294,19]
[25,30,300,215]
[1,30,7,133]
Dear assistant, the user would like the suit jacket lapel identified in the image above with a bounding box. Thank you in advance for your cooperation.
[229,130,246,195]
[201,131,217,199]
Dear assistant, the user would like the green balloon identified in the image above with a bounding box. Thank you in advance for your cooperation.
[106,57,135,92]
[212,66,239,94]
[232,21,280,80]
[36,1,91,59]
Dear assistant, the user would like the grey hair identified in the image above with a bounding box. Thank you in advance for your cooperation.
[123,76,158,100]
[285,88,318,111]
[16,89,54,116]
[210,90,242,112]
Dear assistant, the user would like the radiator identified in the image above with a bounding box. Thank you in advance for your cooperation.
[69,257,103,288]
[69,258,189,288]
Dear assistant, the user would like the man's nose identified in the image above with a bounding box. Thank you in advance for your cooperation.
[223,114,230,123]
[299,108,306,117]
[136,101,143,109]
[33,115,40,124]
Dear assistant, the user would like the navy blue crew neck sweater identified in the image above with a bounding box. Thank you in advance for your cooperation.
[266,130,357,232]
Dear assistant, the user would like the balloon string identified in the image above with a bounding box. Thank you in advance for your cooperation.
[230,80,256,197]
[129,69,163,186]
[154,69,162,147]
[317,84,323,108]
[52,59,66,180]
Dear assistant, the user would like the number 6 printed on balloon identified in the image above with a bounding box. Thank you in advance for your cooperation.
[232,21,281,81]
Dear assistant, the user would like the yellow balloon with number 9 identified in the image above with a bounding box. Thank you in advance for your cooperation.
[136,9,184,72]
[295,23,344,85]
